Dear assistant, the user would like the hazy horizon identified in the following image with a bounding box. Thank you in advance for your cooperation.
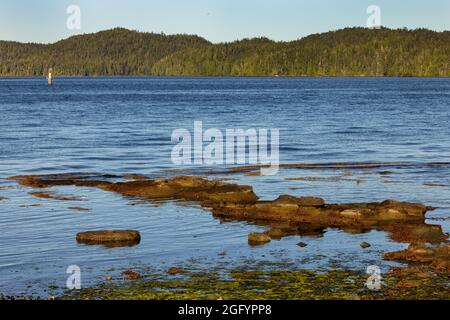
[0,0,449,44]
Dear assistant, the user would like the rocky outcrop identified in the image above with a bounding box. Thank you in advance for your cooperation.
[384,244,450,274]
[10,173,448,245]
[8,174,430,225]
[212,197,446,244]
[213,198,430,224]
[11,174,259,205]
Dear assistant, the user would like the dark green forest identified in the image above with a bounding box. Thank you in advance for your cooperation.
[0,27,449,76]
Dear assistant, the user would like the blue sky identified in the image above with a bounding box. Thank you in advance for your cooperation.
[0,0,449,43]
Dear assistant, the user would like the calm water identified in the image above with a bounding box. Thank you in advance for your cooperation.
[0,77,449,297]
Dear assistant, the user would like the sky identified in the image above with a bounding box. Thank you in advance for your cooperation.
[0,0,449,43]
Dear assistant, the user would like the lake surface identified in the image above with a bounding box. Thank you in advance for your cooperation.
[0,77,449,297]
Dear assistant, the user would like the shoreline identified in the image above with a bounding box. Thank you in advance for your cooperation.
[60,265,450,300]
[1,171,449,300]
[3,262,449,300]
[1,75,450,79]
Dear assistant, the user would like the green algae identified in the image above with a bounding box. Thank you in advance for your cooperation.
[63,268,450,300]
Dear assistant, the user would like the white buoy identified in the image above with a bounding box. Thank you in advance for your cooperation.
[47,68,53,85]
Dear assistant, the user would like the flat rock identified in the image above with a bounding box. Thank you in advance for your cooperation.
[12,174,259,205]
[76,230,141,245]
[274,195,325,207]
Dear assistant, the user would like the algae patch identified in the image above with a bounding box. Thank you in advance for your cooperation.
[63,268,450,300]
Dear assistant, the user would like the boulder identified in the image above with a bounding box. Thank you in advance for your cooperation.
[248,232,271,246]
[76,230,141,246]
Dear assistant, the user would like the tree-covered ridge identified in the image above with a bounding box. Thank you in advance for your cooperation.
[0,28,211,76]
[153,28,450,77]
[0,27,449,76]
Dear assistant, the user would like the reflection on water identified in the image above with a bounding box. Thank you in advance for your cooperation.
[0,77,449,296]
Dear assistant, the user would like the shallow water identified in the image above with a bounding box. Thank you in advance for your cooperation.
[0,77,449,297]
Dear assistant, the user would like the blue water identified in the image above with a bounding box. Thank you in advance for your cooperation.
[0,77,449,297]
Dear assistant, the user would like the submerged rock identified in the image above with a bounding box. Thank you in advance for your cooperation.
[167,267,185,275]
[248,232,271,246]
[384,223,448,243]
[360,242,371,249]
[76,230,141,246]
[29,191,82,201]
[121,269,141,280]
[68,207,91,212]
[11,173,115,189]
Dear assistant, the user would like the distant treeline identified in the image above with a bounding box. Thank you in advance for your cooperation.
[0,27,449,77]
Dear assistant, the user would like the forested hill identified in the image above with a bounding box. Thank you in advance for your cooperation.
[1,27,449,77]
[0,28,211,76]
[153,28,450,77]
